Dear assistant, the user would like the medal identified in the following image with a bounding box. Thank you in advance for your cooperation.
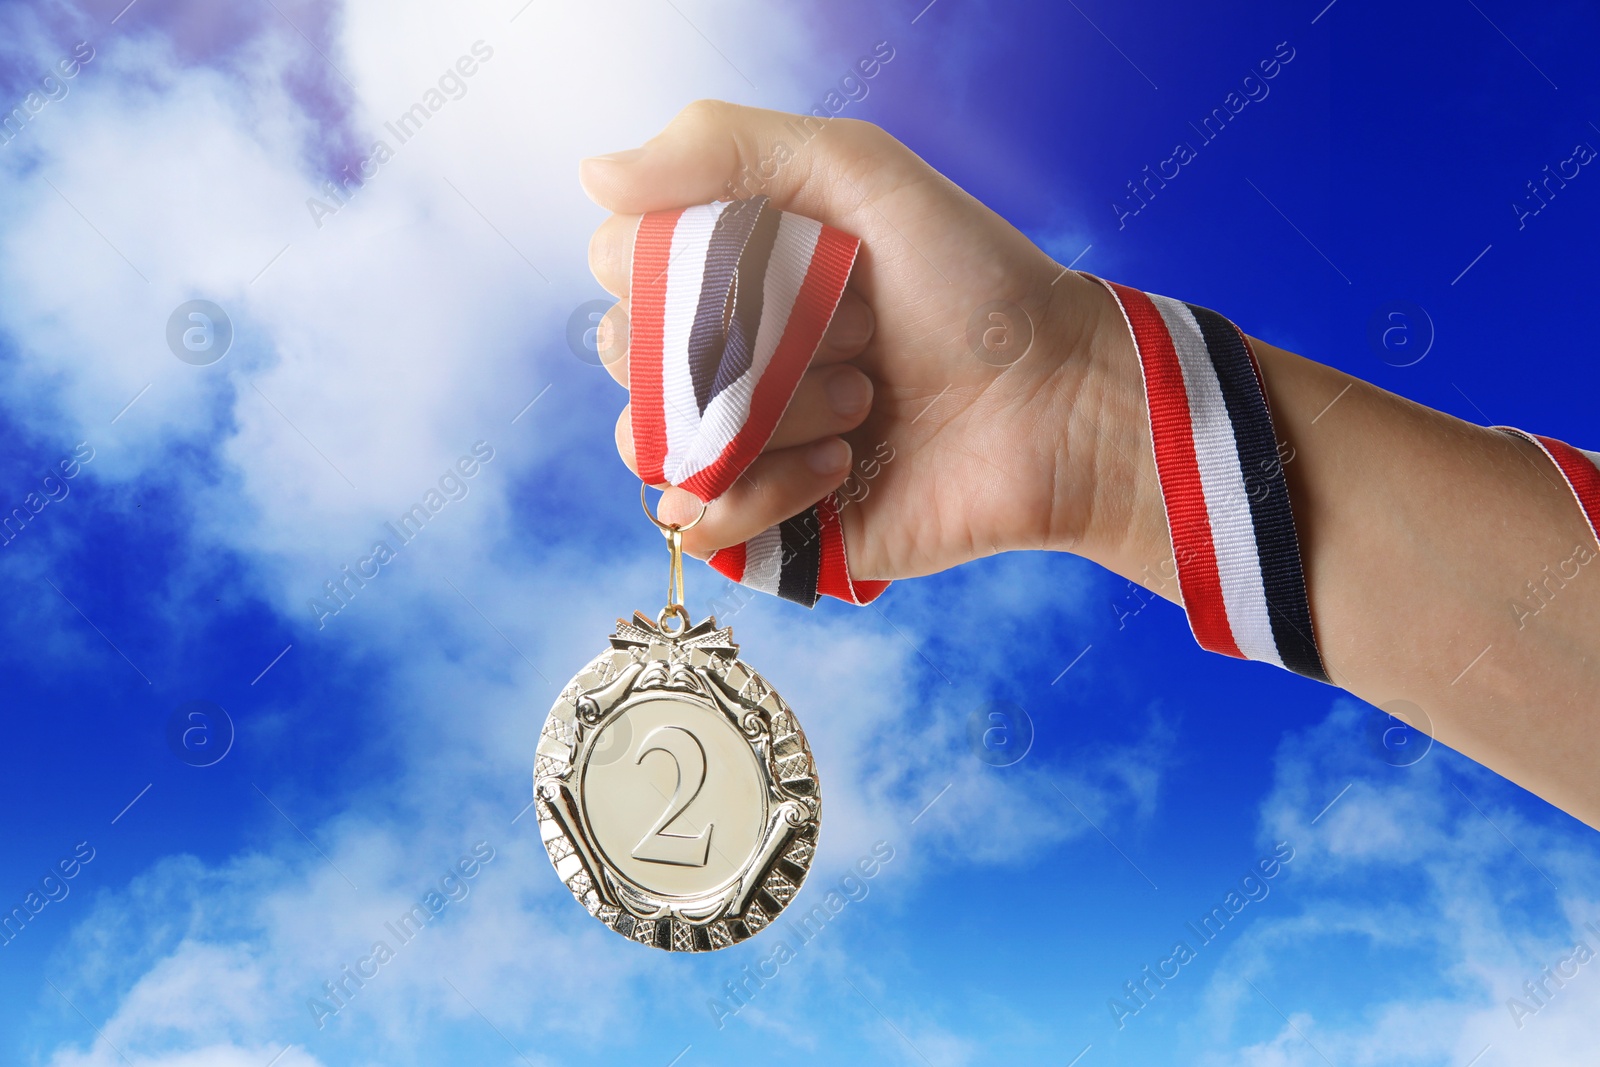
[535,491,820,951]
[537,196,886,950]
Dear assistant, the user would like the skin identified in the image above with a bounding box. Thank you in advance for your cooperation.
[581,101,1600,829]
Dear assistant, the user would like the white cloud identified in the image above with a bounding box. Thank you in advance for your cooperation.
[1176,699,1600,1067]
[2,2,1166,1064]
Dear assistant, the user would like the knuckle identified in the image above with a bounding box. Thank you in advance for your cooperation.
[831,116,887,152]
[586,226,609,281]
[614,408,638,471]
[588,216,634,292]
[605,300,629,333]
[675,98,732,131]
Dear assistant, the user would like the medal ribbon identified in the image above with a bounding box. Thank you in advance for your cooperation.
[629,196,889,608]
[1098,278,1600,682]
[1096,278,1331,682]
[629,206,1600,663]
[1496,429,1600,545]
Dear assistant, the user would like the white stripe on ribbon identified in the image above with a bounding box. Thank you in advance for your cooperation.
[660,201,730,480]
[671,211,823,485]
[1149,294,1283,668]
[741,525,784,595]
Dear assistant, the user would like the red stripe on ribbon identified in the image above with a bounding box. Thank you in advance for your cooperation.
[678,223,860,503]
[1105,281,1244,659]
[816,493,890,605]
[709,541,747,584]
[628,209,684,487]
[631,201,874,608]
[1500,429,1600,547]
[1540,436,1600,543]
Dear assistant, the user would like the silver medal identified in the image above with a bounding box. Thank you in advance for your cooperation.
[534,497,820,951]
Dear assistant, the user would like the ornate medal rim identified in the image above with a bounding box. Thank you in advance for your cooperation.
[535,612,820,952]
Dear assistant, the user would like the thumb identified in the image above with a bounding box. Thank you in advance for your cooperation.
[579,99,867,217]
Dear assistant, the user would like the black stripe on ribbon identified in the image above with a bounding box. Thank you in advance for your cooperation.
[712,201,781,408]
[685,197,779,416]
[776,505,823,607]
[1188,304,1328,683]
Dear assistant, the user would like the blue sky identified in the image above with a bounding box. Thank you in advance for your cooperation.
[1,0,1598,1065]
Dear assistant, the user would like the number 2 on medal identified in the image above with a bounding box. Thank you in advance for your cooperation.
[630,725,714,867]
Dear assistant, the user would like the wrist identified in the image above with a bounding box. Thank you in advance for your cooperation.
[1040,272,1174,590]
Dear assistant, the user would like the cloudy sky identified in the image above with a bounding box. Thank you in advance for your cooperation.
[2,0,1598,1064]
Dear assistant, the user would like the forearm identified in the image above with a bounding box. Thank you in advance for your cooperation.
[1258,342,1600,822]
[1068,280,1600,826]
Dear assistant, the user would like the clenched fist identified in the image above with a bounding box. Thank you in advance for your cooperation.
[579,100,1159,585]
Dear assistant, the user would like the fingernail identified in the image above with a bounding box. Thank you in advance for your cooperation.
[827,370,872,417]
[583,147,646,165]
[807,437,851,475]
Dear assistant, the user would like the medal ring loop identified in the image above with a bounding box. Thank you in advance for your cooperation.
[657,603,692,634]
[640,483,708,533]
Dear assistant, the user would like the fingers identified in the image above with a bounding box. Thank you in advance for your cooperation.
[595,290,875,389]
[587,213,637,297]
[579,100,885,217]
[614,363,872,468]
[771,364,874,446]
[597,301,630,386]
[817,291,876,360]
[589,205,881,345]
[664,438,854,558]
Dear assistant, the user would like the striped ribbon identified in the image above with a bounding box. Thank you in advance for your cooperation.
[1096,278,1330,682]
[628,206,1600,664]
[1497,429,1600,545]
[629,196,889,608]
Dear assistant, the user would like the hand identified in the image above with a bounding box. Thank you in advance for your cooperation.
[580,101,1155,583]
[582,105,1600,829]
